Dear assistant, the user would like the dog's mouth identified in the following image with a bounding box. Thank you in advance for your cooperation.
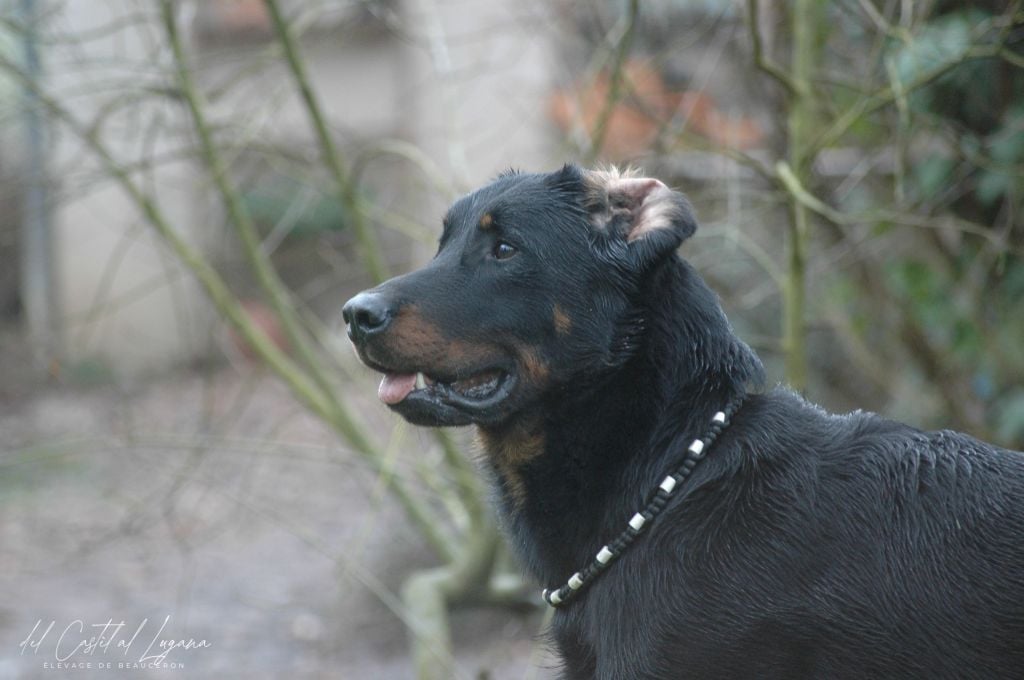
[370,364,517,426]
[378,368,506,404]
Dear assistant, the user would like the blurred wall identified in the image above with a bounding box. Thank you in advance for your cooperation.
[34,0,556,380]
[46,1,214,380]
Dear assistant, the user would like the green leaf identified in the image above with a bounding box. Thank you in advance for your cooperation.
[893,12,973,84]
[912,154,955,199]
[976,169,1010,207]
[951,318,980,357]
[995,390,1024,447]
[988,107,1024,164]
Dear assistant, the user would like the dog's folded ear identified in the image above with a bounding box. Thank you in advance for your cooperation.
[583,167,696,269]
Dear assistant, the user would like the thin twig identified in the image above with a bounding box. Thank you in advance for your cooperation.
[261,0,491,552]
[1000,47,1024,69]
[4,55,333,418]
[585,0,639,163]
[0,41,454,562]
[745,0,799,96]
[160,3,379,450]
[164,2,461,562]
[775,161,1021,254]
[779,0,824,393]
[814,43,1005,152]
[351,139,457,202]
[261,0,388,283]
[160,2,365,436]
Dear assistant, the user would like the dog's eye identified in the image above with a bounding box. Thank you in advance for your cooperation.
[492,241,518,260]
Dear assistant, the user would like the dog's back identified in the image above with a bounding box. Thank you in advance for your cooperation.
[575,390,1024,679]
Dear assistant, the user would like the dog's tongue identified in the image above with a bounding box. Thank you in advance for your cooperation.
[379,373,417,405]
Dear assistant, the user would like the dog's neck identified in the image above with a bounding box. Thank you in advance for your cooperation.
[480,256,763,584]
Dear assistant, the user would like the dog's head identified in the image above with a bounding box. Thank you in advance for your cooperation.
[342,164,697,427]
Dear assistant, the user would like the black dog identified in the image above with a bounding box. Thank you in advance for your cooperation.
[343,164,1024,679]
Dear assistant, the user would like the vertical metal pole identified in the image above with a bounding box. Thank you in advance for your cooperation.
[19,0,58,370]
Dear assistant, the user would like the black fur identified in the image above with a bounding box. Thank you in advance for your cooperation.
[343,164,1024,679]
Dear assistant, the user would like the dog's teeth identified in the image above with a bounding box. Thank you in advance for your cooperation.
[415,372,427,390]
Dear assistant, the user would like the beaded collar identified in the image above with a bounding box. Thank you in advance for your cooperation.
[542,393,747,607]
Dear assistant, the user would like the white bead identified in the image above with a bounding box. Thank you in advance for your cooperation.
[596,546,614,564]
[549,589,563,605]
[689,439,705,455]
[713,411,726,423]
[568,572,584,589]
[629,512,646,531]
[541,589,549,601]
[659,475,677,493]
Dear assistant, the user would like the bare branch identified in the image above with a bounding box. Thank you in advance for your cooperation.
[745,0,799,97]
[0,36,455,562]
[1000,48,1024,70]
[585,0,639,163]
[260,0,389,283]
[814,4,1020,154]
[774,161,1022,254]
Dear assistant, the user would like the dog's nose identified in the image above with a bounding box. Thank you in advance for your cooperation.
[342,292,393,341]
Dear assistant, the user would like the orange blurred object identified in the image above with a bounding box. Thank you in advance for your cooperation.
[548,60,763,160]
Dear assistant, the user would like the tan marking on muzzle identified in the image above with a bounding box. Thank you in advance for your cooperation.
[380,304,498,371]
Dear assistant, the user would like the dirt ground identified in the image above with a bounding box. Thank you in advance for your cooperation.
[0,334,556,679]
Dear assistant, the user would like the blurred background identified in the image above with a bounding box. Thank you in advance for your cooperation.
[0,0,1020,677]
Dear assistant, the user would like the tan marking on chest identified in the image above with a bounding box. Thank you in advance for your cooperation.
[552,304,572,336]
[519,347,550,385]
[477,421,545,508]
